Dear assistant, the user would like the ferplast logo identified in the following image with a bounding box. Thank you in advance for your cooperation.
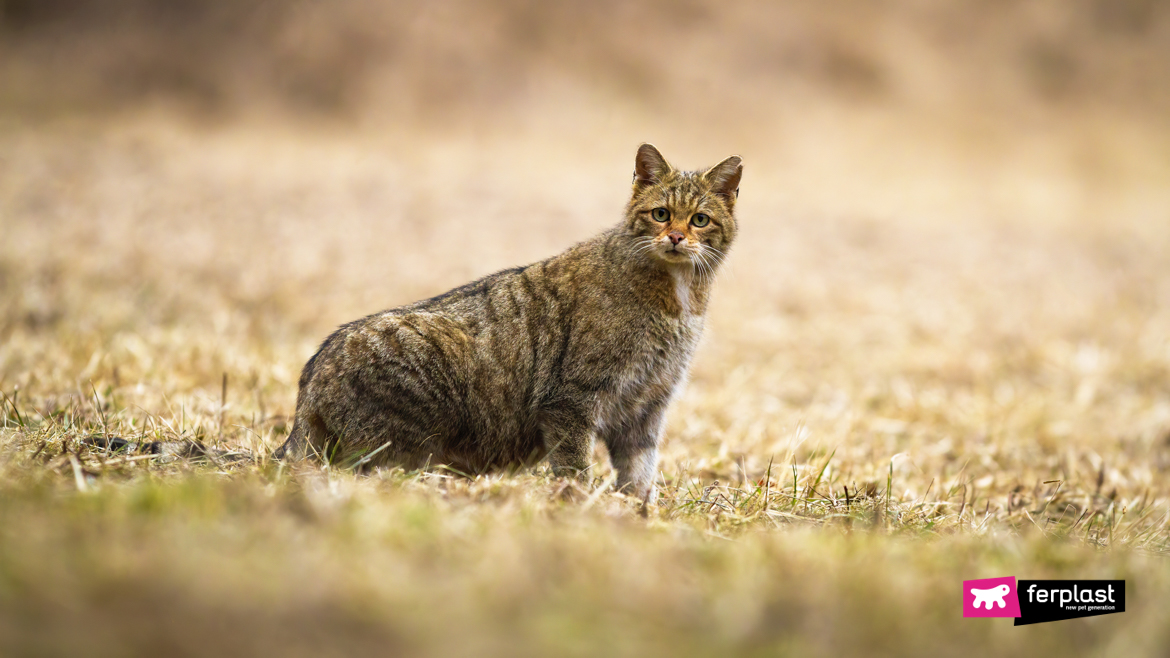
[1015,580,1126,626]
[962,577,1126,625]
[963,576,1021,618]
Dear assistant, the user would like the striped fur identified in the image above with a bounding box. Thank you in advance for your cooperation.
[276,144,742,500]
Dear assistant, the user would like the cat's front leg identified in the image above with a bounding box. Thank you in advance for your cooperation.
[610,444,659,504]
[540,396,596,480]
[604,405,665,504]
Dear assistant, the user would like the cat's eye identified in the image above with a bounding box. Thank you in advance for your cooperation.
[651,207,670,222]
[691,213,710,228]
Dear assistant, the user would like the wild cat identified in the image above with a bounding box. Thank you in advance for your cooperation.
[276,144,742,501]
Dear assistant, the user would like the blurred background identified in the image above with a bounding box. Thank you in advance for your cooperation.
[4,0,1170,128]
[4,0,1169,174]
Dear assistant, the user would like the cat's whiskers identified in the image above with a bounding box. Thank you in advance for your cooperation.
[702,245,727,288]
[627,237,658,258]
[703,244,728,263]
[689,245,717,289]
[630,240,661,261]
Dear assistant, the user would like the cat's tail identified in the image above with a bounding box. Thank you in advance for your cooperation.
[83,425,301,463]
[273,421,307,461]
[82,436,249,462]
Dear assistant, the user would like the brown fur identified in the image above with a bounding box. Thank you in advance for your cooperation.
[276,144,742,500]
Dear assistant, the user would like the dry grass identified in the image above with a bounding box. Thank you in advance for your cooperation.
[3,2,1170,656]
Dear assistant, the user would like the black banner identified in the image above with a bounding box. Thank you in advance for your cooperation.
[1014,580,1125,626]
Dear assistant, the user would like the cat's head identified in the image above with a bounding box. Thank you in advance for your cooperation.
[624,144,742,271]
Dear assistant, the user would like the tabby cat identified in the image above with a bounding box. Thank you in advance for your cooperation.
[276,144,742,501]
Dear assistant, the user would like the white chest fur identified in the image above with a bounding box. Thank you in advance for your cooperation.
[671,268,692,315]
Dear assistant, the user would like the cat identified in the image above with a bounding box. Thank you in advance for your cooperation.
[275,144,742,501]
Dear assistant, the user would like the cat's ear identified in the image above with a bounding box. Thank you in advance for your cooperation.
[704,155,743,202]
[633,143,673,188]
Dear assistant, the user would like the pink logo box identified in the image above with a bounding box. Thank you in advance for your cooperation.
[963,576,1021,618]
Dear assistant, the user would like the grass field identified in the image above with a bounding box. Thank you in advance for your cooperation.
[3,3,1170,656]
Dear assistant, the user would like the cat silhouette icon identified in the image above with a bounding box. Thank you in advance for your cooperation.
[970,584,1011,609]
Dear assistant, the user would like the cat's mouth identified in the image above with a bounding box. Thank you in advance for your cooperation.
[652,238,694,262]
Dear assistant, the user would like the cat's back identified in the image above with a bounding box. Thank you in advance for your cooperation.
[301,239,601,416]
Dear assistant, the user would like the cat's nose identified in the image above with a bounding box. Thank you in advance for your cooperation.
[668,232,684,245]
